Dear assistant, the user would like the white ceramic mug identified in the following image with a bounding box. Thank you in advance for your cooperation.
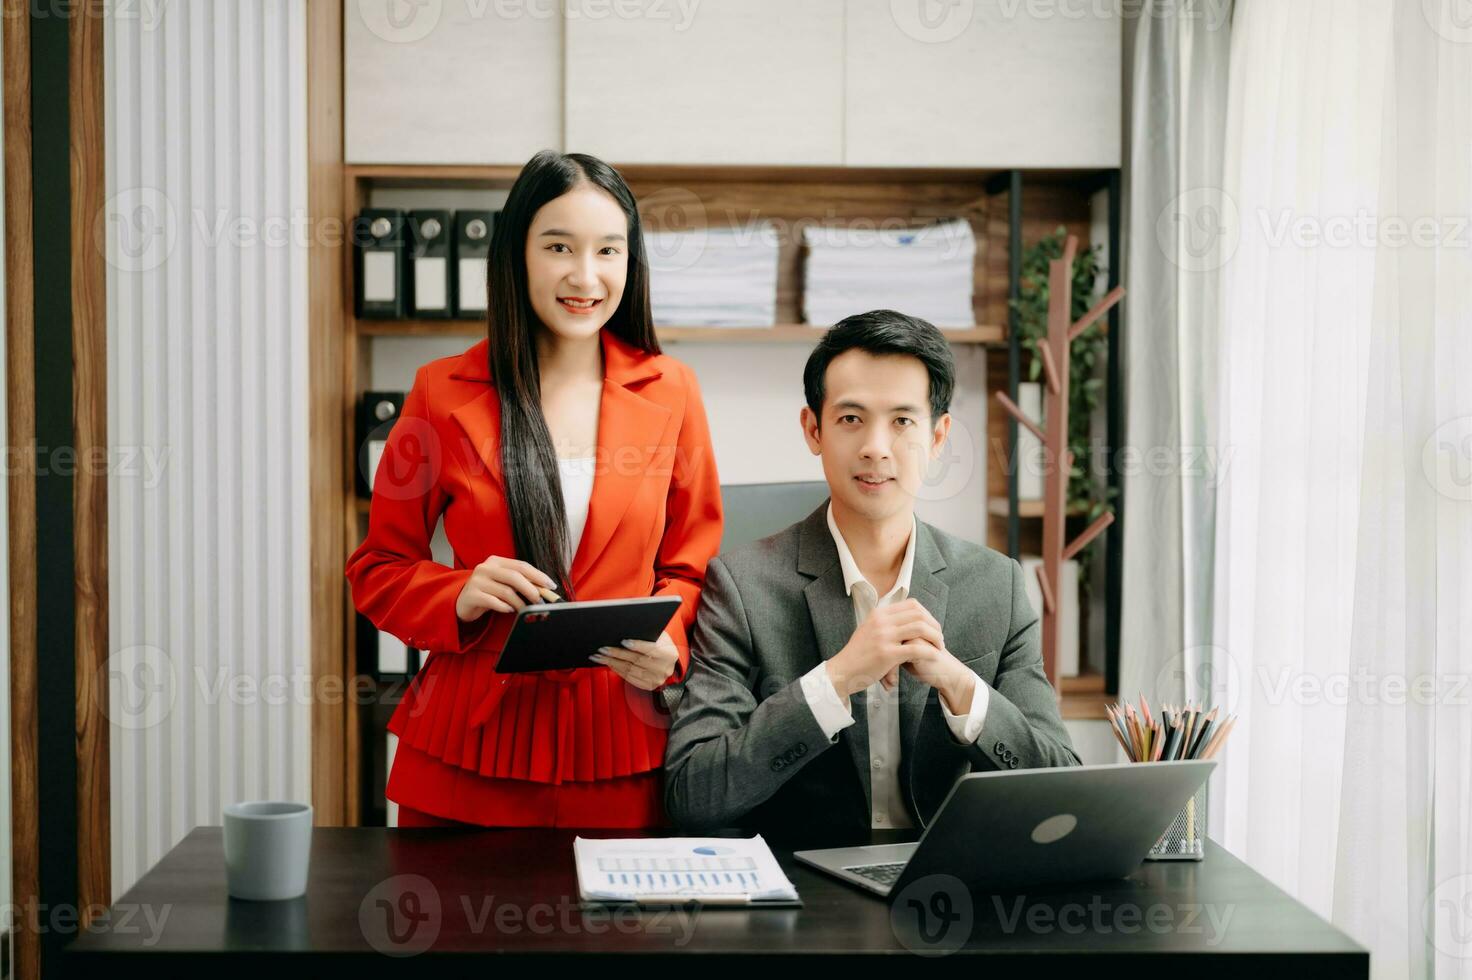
[222,801,313,900]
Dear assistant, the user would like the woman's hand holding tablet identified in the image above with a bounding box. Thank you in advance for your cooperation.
[591,632,680,690]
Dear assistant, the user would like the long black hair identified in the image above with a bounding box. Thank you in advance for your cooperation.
[485,150,660,597]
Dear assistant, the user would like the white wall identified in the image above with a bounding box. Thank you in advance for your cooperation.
[104,0,311,896]
[345,0,562,163]
[845,0,1121,167]
[345,0,1121,168]
[564,0,846,165]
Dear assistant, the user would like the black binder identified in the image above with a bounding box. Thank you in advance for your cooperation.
[356,390,405,499]
[356,614,423,681]
[453,210,496,317]
[407,209,452,319]
[353,208,407,319]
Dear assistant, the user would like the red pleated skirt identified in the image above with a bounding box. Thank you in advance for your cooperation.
[386,740,669,829]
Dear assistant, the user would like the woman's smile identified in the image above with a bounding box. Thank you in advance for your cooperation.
[558,296,603,315]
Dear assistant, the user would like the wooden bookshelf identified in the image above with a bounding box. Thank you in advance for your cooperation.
[1060,671,1110,720]
[987,498,1093,518]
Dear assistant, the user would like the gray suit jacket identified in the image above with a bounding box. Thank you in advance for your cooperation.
[662,501,1081,839]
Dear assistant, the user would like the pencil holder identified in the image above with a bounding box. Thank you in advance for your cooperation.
[1144,781,1207,861]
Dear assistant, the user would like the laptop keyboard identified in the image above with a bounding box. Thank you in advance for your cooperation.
[845,861,907,886]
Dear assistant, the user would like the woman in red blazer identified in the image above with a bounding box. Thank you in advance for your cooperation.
[346,150,723,828]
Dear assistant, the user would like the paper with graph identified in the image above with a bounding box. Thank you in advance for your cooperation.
[573,836,800,905]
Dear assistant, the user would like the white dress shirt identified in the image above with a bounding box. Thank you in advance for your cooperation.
[799,504,989,829]
[557,456,596,566]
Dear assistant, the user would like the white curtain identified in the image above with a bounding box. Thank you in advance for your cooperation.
[1210,2,1472,977]
[1120,0,1233,711]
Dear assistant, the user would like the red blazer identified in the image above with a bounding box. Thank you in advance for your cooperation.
[345,329,723,786]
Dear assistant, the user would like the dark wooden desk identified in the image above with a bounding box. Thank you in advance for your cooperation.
[64,827,1367,977]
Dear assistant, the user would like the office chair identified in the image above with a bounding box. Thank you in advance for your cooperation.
[717,481,831,552]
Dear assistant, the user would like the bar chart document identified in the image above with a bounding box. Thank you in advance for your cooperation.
[573,836,801,907]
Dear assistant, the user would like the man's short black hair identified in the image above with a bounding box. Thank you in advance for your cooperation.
[803,309,955,422]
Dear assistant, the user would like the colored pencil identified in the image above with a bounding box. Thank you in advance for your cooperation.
[1187,708,1219,759]
[1106,709,1133,757]
[1200,715,1238,759]
[1161,717,1183,760]
[1108,697,1239,763]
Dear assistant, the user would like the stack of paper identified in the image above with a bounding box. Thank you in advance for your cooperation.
[645,223,780,327]
[573,835,800,906]
[802,218,976,328]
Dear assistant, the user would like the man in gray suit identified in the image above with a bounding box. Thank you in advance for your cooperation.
[662,310,1081,841]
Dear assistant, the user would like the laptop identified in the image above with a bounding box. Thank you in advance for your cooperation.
[793,759,1215,899]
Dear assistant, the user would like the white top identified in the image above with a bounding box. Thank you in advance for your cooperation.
[557,456,597,567]
[797,503,988,830]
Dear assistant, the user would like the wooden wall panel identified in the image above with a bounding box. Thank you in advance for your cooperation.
[70,0,109,929]
[5,4,39,976]
[311,0,349,828]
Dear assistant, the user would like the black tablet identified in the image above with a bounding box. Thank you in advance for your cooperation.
[493,596,683,674]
